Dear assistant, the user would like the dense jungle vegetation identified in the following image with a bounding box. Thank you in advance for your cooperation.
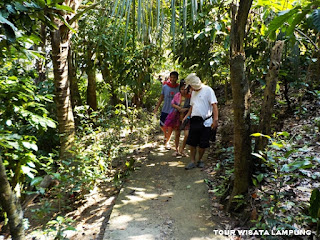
[1,0,320,239]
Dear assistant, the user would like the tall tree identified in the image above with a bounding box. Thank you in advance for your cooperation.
[50,1,81,159]
[0,157,25,240]
[228,0,253,210]
[86,43,97,111]
[255,40,284,152]
[68,42,83,109]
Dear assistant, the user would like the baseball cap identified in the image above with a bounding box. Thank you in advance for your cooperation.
[185,73,202,90]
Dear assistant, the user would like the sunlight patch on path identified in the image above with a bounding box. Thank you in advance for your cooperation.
[104,139,227,240]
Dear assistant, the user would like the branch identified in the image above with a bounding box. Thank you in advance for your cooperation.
[295,28,319,51]
[69,0,105,25]
[284,22,319,51]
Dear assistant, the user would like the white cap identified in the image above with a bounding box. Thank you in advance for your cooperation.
[185,73,202,90]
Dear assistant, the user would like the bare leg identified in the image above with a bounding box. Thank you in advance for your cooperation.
[189,146,197,163]
[165,127,173,147]
[198,147,206,161]
[179,130,189,155]
[174,129,180,153]
[160,126,166,142]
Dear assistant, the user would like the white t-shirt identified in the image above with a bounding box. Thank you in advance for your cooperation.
[190,84,218,127]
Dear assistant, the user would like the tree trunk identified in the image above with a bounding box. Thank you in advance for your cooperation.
[86,49,97,111]
[100,61,118,106]
[228,0,253,211]
[0,157,25,240]
[68,43,82,109]
[132,73,145,108]
[255,41,284,151]
[50,0,81,160]
[35,24,47,84]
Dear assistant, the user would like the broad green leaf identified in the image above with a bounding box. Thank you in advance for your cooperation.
[51,4,74,13]
[277,131,289,137]
[6,5,17,14]
[271,141,283,148]
[27,161,36,168]
[65,226,76,231]
[13,2,29,11]
[7,141,21,150]
[21,166,35,179]
[257,173,264,183]
[1,18,17,42]
[312,9,320,32]
[45,119,57,128]
[252,178,257,186]
[309,189,320,218]
[35,0,47,8]
[23,2,41,9]
[251,153,267,162]
[22,141,32,149]
[251,133,271,139]
[267,8,299,36]
[31,177,43,186]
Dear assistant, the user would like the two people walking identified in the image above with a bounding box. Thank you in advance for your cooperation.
[154,72,219,170]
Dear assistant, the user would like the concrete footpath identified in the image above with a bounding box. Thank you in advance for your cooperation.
[103,141,227,240]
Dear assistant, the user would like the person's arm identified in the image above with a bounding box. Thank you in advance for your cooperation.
[171,93,181,111]
[182,106,192,122]
[153,94,164,114]
[172,103,187,112]
[211,103,218,129]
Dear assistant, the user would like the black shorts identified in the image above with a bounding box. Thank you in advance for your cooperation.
[160,112,168,126]
[186,125,211,148]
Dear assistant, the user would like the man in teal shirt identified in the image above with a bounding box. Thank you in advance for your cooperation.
[154,71,179,149]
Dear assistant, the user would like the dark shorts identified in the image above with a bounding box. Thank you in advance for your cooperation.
[186,122,211,148]
[160,112,168,126]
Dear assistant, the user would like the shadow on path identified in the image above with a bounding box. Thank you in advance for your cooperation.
[103,140,227,240]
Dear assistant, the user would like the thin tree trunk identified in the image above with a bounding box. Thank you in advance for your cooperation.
[228,0,253,211]
[68,43,82,109]
[255,41,284,151]
[50,0,81,160]
[86,49,97,111]
[35,24,47,84]
[100,61,118,106]
[0,157,25,240]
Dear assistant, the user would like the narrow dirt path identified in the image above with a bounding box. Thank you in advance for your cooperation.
[103,140,227,240]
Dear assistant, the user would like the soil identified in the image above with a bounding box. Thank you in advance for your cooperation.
[21,134,228,240]
[103,140,227,240]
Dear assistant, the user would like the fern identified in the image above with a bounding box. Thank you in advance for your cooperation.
[312,9,320,32]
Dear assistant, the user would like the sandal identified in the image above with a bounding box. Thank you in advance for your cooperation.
[165,144,171,150]
[185,162,196,170]
[180,152,188,157]
[172,152,181,156]
[197,161,205,168]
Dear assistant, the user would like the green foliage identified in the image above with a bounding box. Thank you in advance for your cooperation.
[251,132,318,236]
[0,60,56,187]
[45,216,75,240]
[173,2,230,86]
[73,3,164,109]
[312,9,320,32]
[143,78,162,110]
[206,146,235,201]
[309,189,320,219]
[309,189,320,235]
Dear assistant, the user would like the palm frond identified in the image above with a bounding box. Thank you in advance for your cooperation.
[111,0,120,18]
[312,9,320,32]
[137,0,142,34]
[171,0,176,51]
[157,0,160,29]
[123,0,132,46]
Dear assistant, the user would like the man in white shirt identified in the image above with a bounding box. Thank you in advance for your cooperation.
[182,73,218,169]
